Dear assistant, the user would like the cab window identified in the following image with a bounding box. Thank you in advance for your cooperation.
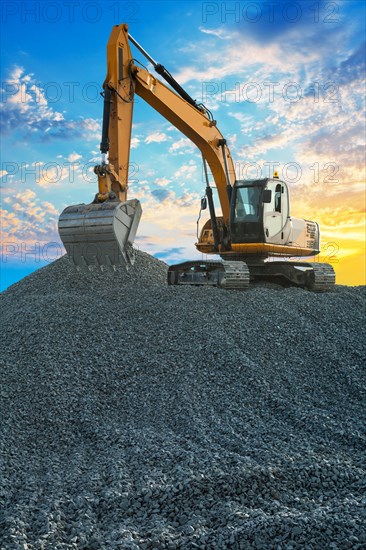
[274,184,281,213]
[234,186,261,221]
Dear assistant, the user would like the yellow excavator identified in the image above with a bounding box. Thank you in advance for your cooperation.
[58,23,335,291]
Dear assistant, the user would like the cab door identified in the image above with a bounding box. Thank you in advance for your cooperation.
[263,180,288,244]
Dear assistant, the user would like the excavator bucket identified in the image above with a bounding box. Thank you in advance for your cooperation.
[58,199,142,269]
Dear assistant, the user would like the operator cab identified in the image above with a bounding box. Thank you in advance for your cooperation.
[230,178,290,245]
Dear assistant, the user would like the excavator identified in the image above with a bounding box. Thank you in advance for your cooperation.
[58,23,335,291]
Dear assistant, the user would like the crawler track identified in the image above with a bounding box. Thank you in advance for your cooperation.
[167,260,250,289]
[307,262,336,291]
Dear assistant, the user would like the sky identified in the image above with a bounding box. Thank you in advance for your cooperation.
[1,0,365,290]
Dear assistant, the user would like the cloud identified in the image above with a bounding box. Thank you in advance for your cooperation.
[335,41,366,84]
[172,6,364,115]
[41,201,60,216]
[21,189,36,201]
[198,27,234,40]
[231,39,365,199]
[36,164,73,189]
[1,187,60,248]
[168,137,195,155]
[78,118,101,141]
[173,38,309,86]
[145,132,169,144]
[174,161,198,180]
[151,189,174,202]
[0,66,101,142]
[131,137,140,148]
[67,152,82,162]
[176,192,200,207]
[155,247,185,260]
[154,177,171,187]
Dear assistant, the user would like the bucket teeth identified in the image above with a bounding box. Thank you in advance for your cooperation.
[58,199,142,270]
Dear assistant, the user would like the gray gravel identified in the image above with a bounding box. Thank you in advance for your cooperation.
[1,251,365,550]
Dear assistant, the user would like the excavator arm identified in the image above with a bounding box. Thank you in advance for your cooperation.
[94,24,134,202]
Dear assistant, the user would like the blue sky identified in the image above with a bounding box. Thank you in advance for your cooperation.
[1,0,365,289]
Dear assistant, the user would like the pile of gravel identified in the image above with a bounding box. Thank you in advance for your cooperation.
[1,251,365,550]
